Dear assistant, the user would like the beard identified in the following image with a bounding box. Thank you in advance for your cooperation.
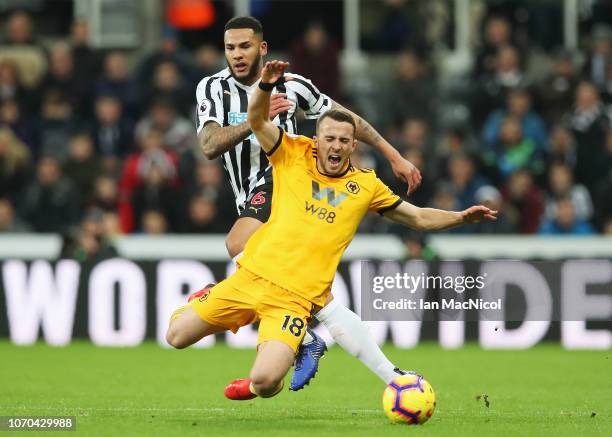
[227,52,262,85]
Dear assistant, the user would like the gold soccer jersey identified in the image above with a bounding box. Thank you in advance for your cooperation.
[238,128,402,307]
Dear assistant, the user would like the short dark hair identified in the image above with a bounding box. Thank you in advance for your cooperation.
[224,16,263,37]
[316,110,356,134]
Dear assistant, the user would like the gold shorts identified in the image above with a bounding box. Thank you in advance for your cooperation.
[190,267,313,352]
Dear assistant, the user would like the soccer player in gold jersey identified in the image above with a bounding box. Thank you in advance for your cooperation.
[166,60,497,400]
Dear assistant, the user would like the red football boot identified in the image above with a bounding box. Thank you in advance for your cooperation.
[224,378,257,400]
[187,283,216,303]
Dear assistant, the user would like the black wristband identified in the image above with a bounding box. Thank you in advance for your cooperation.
[258,81,275,92]
[258,76,286,92]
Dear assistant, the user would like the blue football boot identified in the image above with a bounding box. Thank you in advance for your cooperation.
[290,328,327,391]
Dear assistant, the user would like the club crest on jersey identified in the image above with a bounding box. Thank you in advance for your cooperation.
[311,181,348,207]
[346,180,360,194]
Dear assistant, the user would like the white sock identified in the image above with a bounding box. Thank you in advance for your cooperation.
[316,300,398,383]
[302,330,314,345]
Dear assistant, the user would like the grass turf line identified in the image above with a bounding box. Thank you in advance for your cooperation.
[1,341,610,436]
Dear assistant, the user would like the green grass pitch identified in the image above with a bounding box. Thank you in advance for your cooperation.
[1,341,610,436]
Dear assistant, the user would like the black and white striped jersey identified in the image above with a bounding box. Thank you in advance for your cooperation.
[195,67,333,212]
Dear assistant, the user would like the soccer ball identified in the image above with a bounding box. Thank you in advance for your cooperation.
[382,374,436,424]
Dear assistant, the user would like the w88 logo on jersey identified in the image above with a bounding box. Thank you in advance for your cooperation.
[305,201,336,223]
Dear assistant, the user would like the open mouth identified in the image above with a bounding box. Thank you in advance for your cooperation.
[234,62,248,73]
[328,154,342,168]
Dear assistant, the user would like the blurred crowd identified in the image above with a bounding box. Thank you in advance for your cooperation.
[367,13,612,249]
[0,7,611,261]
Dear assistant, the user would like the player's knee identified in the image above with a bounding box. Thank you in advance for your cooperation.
[225,234,245,258]
[250,372,282,397]
[165,325,189,349]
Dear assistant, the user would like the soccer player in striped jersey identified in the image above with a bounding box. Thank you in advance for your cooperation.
[194,16,422,390]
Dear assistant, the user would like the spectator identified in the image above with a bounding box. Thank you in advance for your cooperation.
[563,81,610,192]
[384,51,436,128]
[0,197,31,232]
[94,51,136,118]
[19,156,79,233]
[447,153,488,209]
[91,175,119,212]
[143,61,192,116]
[537,52,579,125]
[119,128,178,232]
[0,127,30,201]
[184,159,236,224]
[399,118,429,150]
[502,169,545,234]
[102,210,122,241]
[474,16,514,78]
[435,126,477,177]
[135,26,191,90]
[0,11,46,88]
[4,11,37,45]
[69,19,100,85]
[583,27,611,91]
[362,0,426,54]
[471,185,517,234]
[290,22,340,99]
[91,94,133,159]
[37,42,90,114]
[482,116,545,183]
[36,90,75,160]
[141,209,168,234]
[398,118,435,175]
[181,195,226,233]
[132,164,179,232]
[483,88,548,151]
[0,98,35,152]
[473,45,529,126]
[0,60,32,108]
[62,209,118,261]
[135,98,197,154]
[539,197,595,235]
[189,44,221,88]
[547,125,577,170]
[545,162,593,223]
[62,133,102,209]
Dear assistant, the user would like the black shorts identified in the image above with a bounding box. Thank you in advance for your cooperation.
[238,182,273,222]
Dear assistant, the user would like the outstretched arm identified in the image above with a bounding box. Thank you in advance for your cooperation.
[199,93,293,159]
[331,101,422,195]
[383,202,498,231]
[198,122,251,159]
[248,61,291,153]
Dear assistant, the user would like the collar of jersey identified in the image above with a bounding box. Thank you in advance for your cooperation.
[230,75,259,91]
[314,158,354,179]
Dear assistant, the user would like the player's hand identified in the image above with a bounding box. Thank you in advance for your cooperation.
[261,60,290,84]
[390,156,422,195]
[460,205,498,224]
[269,93,293,120]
